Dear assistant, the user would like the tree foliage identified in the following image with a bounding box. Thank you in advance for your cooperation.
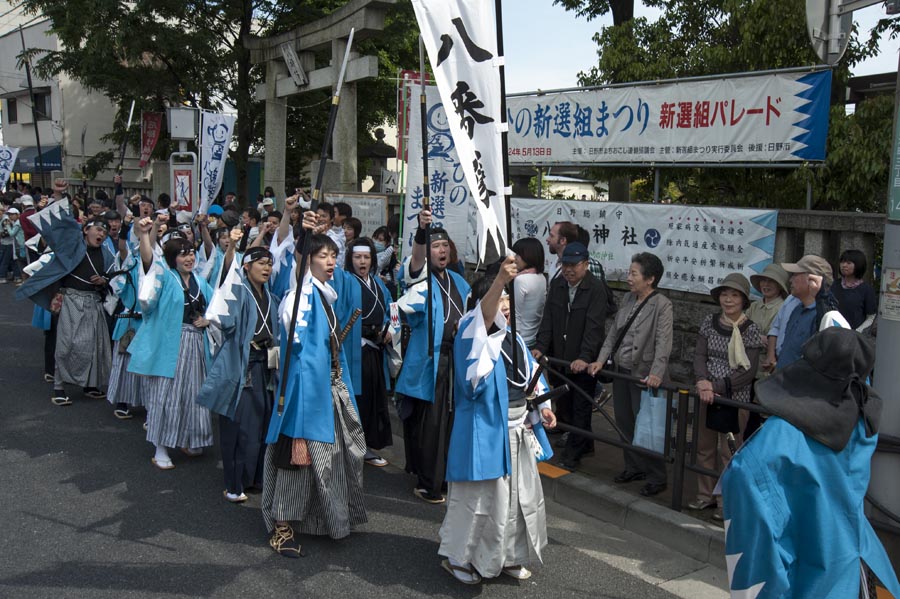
[19,0,419,200]
[565,0,897,212]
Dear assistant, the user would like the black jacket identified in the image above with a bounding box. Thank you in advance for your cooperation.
[534,271,607,364]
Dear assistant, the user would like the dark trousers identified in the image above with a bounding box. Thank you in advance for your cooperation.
[613,369,667,486]
[220,358,272,494]
[45,313,58,377]
[402,349,453,496]
[562,372,597,462]
[0,244,19,279]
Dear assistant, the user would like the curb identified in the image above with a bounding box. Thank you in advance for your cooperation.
[386,409,726,569]
[540,468,726,568]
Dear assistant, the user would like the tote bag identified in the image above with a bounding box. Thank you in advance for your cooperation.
[632,388,667,454]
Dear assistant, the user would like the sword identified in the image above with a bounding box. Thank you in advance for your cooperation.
[418,35,434,359]
[279,28,355,416]
[338,308,362,346]
[117,100,136,176]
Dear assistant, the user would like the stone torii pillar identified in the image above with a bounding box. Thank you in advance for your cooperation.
[245,0,396,196]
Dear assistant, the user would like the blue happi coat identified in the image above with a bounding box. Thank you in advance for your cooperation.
[108,240,143,341]
[195,260,279,419]
[447,305,552,482]
[16,199,117,311]
[265,272,354,444]
[330,267,392,394]
[126,259,213,378]
[721,416,900,599]
[395,256,471,403]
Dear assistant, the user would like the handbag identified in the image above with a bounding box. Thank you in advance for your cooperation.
[597,291,657,383]
[632,388,667,454]
[118,328,136,353]
[49,290,65,314]
[273,434,311,469]
[705,379,740,433]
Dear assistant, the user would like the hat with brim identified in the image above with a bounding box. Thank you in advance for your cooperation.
[19,195,34,207]
[750,263,789,296]
[710,272,751,308]
[781,254,834,285]
[754,327,881,452]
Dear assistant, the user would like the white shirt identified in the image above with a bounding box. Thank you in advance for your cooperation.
[513,272,547,347]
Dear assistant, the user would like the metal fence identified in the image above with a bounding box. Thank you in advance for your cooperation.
[541,356,900,534]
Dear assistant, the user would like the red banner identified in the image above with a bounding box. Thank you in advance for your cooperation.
[397,70,430,163]
[139,112,164,167]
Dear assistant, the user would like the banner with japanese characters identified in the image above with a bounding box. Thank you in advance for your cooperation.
[507,70,831,165]
[139,112,164,168]
[199,111,236,214]
[509,198,777,295]
[413,0,508,263]
[0,145,19,191]
[403,85,475,262]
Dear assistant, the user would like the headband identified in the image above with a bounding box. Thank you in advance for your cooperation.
[242,247,273,265]
[430,229,449,243]
[160,231,186,245]
[351,245,372,254]
[83,220,109,231]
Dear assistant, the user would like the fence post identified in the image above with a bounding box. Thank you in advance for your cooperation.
[670,388,690,512]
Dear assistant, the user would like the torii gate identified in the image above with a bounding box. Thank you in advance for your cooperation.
[245,0,396,195]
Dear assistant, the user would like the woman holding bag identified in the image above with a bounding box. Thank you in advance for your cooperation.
[689,273,764,517]
[587,253,672,497]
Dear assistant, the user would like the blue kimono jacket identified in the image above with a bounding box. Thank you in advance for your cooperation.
[395,256,471,403]
[16,199,117,311]
[108,242,143,341]
[196,261,279,418]
[127,259,213,378]
[265,273,354,444]
[330,267,392,394]
[721,417,900,599]
[447,305,552,482]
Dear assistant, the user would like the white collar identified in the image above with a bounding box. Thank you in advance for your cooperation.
[305,272,337,305]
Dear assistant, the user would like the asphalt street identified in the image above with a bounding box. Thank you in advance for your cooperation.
[0,285,727,599]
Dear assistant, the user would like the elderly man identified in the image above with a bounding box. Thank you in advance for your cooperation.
[766,255,836,370]
[532,242,608,469]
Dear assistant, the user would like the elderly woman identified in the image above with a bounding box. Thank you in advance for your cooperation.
[689,273,764,515]
[587,253,673,497]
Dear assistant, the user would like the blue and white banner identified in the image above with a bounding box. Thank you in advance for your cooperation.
[199,111,235,214]
[507,70,831,165]
[0,145,20,191]
[413,0,508,263]
[509,198,777,295]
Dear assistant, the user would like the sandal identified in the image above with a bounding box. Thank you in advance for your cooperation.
[43,373,54,383]
[51,395,72,407]
[365,456,388,467]
[687,498,717,511]
[84,388,106,399]
[269,524,304,558]
[502,565,532,580]
[223,491,248,503]
[151,457,175,470]
[413,488,445,504]
[180,447,203,457]
[114,408,133,420]
[441,559,482,585]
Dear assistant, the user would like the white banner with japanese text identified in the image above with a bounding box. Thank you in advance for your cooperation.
[0,146,20,191]
[413,0,507,263]
[199,111,236,214]
[507,70,831,165]
[403,85,476,262]
[509,198,777,295]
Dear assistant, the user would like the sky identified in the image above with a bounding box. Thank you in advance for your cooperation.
[502,1,900,95]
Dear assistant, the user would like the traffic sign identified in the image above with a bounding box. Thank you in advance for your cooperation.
[806,0,852,65]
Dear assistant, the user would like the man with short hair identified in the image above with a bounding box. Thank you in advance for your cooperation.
[333,202,352,227]
[769,255,835,370]
[546,221,579,280]
[316,202,346,266]
[532,241,608,469]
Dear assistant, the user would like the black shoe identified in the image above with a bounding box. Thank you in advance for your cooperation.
[613,470,646,484]
[414,488,446,504]
[559,458,580,470]
[554,432,570,448]
[269,524,304,558]
[639,482,667,497]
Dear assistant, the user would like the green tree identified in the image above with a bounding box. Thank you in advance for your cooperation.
[561,0,895,211]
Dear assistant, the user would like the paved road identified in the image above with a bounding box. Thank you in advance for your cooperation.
[0,286,727,599]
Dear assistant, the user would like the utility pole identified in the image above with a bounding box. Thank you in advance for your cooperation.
[18,25,46,189]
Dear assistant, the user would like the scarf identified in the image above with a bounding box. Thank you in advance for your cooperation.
[722,312,751,370]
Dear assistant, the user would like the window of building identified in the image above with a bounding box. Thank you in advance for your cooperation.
[33,93,51,121]
[6,98,17,123]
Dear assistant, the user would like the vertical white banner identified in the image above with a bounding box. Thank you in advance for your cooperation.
[199,111,235,214]
[0,146,20,191]
[412,0,507,263]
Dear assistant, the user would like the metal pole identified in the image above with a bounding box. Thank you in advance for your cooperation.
[653,167,660,203]
[18,26,46,189]
[870,50,900,555]
[670,389,690,512]
[806,179,812,210]
[418,36,434,359]
[537,167,543,198]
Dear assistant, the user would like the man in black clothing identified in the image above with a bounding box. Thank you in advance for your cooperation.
[531,242,608,468]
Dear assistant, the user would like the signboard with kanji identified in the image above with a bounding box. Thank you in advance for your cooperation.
[506,70,831,165]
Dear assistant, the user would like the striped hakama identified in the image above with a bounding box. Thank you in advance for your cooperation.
[438,404,548,578]
[54,289,111,389]
[261,374,367,538]
[144,324,212,449]
[106,341,142,407]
